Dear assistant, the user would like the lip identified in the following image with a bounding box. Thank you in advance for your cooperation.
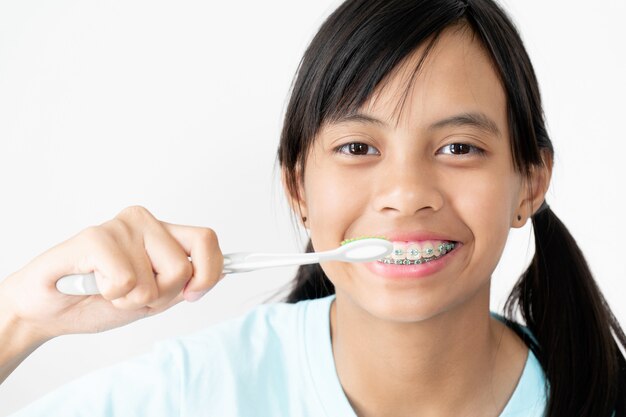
[364,241,463,279]
[378,229,460,243]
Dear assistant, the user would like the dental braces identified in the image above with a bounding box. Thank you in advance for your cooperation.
[378,242,456,264]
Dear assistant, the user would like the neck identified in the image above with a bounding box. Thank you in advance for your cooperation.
[330,286,527,417]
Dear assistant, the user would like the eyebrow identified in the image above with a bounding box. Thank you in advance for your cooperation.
[332,111,501,138]
[429,112,501,138]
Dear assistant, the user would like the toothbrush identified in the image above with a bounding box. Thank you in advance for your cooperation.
[55,236,392,295]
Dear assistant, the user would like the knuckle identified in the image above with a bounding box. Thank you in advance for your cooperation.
[146,294,176,310]
[198,228,222,253]
[110,297,134,310]
[111,298,147,311]
[116,205,151,223]
[199,227,218,243]
[115,272,136,293]
[197,227,224,266]
[122,205,149,216]
[101,217,134,240]
[128,286,158,306]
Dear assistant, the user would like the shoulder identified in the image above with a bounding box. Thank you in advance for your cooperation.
[155,296,334,413]
[490,312,548,417]
[168,296,325,355]
[490,311,540,349]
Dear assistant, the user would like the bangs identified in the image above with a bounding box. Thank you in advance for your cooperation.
[324,31,444,128]
[309,2,467,129]
[278,0,468,202]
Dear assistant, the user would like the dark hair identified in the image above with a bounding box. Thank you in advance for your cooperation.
[276,0,626,415]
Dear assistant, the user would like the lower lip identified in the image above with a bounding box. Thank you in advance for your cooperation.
[364,242,463,279]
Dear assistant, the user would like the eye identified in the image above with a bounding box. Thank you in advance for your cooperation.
[437,143,486,157]
[333,142,380,156]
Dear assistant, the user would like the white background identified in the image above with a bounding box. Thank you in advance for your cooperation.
[1,0,624,414]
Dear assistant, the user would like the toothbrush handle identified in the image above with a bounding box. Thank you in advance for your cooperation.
[222,252,322,273]
[56,272,101,295]
[56,252,324,295]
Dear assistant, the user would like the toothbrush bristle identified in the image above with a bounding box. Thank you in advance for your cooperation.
[340,236,388,246]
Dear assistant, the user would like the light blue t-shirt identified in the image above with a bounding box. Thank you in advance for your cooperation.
[9,295,547,416]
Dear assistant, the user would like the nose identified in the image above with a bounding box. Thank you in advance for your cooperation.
[371,153,444,217]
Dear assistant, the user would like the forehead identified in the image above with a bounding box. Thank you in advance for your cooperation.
[341,25,507,133]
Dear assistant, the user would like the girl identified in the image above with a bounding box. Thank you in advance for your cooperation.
[1,0,624,416]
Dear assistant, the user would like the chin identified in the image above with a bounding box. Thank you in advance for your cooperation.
[344,288,454,324]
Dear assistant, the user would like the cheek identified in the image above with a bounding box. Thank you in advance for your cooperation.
[441,152,519,222]
[304,164,370,250]
[455,175,512,230]
[447,168,520,276]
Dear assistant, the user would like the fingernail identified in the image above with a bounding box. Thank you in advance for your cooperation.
[185,289,209,302]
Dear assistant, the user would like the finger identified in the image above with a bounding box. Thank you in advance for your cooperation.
[28,227,133,300]
[75,227,138,301]
[159,222,225,301]
[146,291,186,316]
[142,221,194,308]
[109,249,159,310]
[112,207,193,308]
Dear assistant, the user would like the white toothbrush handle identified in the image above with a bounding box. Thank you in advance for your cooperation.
[56,252,326,295]
[56,272,101,295]
[222,252,324,273]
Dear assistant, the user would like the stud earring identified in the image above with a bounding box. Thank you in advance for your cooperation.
[302,216,307,223]
[517,215,522,221]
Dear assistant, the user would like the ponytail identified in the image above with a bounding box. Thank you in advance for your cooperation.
[284,239,334,303]
[504,205,626,416]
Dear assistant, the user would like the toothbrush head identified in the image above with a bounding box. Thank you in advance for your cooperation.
[340,235,388,246]
[336,236,392,262]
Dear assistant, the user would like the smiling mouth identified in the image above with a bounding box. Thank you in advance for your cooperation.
[377,241,458,265]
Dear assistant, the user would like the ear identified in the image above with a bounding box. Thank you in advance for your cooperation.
[513,149,553,227]
[280,167,308,228]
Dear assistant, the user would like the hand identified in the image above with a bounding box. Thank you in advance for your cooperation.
[0,205,225,341]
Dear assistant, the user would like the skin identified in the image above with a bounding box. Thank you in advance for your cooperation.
[0,206,225,384]
[284,25,552,417]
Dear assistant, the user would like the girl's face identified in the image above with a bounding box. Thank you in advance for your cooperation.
[291,27,537,322]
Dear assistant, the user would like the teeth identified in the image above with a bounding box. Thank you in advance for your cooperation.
[422,242,435,258]
[379,240,457,264]
[406,243,421,260]
[391,242,406,260]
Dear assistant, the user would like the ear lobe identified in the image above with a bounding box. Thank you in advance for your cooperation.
[516,149,553,224]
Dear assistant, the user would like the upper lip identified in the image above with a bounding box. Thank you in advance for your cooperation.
[377,229,459,243]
